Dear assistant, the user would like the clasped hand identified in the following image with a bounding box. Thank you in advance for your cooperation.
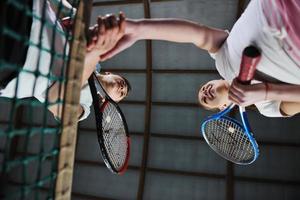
[86,12,126,61]
[228,78,267,107]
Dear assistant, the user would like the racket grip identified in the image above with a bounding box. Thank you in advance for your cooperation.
[238,46,261,84]
[61,17,73,31]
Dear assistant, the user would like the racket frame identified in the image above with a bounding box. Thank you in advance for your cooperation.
[201,104,259,165]
[88,72,130,174]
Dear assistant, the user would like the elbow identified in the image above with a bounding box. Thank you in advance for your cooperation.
[194,27,228,53]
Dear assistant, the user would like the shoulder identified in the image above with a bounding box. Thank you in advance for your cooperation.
[209,37,237,81]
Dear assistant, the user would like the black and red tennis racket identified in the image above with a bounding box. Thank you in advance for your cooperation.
[88,72,130,174]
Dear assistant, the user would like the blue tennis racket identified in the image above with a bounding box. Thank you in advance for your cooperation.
[201,46,261,165]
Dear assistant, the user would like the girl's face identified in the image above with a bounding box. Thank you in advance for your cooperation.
[97,72,128,102]
[198,79,231,110]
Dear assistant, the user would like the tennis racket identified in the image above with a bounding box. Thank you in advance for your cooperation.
[201,45,261,165]
[88,72,130,174]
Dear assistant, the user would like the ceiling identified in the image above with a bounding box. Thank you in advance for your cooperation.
[72,0,300,200]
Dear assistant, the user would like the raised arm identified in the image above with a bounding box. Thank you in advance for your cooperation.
[101,17,228,60]
[132,19,228,52]
[267,83,300,116]
[48,13,125,120]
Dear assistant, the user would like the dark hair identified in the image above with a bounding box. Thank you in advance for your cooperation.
[119,75,132,96]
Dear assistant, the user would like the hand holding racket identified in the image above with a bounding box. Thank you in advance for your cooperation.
[201,45,261,165]
[88,72,130,174]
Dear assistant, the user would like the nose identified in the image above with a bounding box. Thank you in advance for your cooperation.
[202,84,213,99]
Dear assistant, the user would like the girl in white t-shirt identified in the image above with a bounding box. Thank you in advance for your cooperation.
[0,0,131,121]
[100,0,300,117]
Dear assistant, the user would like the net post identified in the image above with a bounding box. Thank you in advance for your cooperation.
[55,1,89,199]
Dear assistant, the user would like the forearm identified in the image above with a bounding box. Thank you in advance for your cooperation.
[47,51,99,119]
[126,18,228,52]
[82,51,101,86]
[266,83,300,102]
[266,83,300,116]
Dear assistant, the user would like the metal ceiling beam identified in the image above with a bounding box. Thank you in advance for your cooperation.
[151,0,181,2]
[236,0,246,19]
[8,180,116,200]
[152,101,199,107]
[93,0,142,7]
[152,69,218,73]
[137,0,152,199]
[120,101,199,107]
[92,0,180,7]
[236,176,300,186]
[75,159,140,170]
[226,162,234,200]
[147,167,225,179]
[75,160,300,186]
[105,68,218,74]
[78,128,300,148]
[72,192,117,200]
[104,69,147,73]
[147,133,300,148]
[120,100,146,105]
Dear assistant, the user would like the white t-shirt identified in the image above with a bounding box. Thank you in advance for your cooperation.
[0,0,93,121]
[210,0,300,117]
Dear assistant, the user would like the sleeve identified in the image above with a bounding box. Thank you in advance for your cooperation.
[208,42,237,81]
[78,63,101,121]
[208,30,230,60]
[78,83,93,121]
[255,100,289,118]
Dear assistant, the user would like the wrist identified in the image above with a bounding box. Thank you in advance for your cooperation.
[125,19,143,41]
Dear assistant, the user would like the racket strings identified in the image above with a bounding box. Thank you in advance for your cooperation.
[102,102,128,170]
[204,118,254,163]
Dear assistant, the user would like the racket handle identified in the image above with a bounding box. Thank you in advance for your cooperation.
[238,46,261,84]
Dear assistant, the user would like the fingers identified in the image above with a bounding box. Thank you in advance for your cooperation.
[86,25,98,51]
[107,15,119,44]
[87,12,128,58]
[228,88,244,105]
[118,12,126,39]
[228,78,264,107]
[229,78,246,105]
[230,78,245,93]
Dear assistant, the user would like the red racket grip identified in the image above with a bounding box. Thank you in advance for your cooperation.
[238,46,261,84]
[61,17,73,31]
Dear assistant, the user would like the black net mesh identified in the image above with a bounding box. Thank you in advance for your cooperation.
[0,0,81,199]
